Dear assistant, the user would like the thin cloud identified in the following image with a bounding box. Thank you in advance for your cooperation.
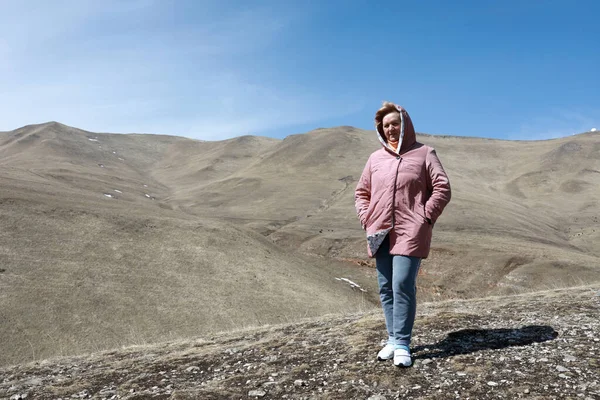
[0,1,355,139]
[510,108,600,140]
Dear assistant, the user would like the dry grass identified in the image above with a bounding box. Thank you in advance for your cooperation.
[3,285,597,399]
[0,122,598,368]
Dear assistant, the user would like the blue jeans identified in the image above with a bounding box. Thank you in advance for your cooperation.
[375,235,421,347]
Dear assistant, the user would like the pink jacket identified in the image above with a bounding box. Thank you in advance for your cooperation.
[355,105,451,258]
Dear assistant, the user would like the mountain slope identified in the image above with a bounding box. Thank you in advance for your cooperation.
[0,122,598,368]
[0,123,376,367]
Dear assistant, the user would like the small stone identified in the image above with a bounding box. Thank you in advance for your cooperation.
[367,396,387,400]
[248,389,267,397]
[556,365,569,372]
[186,366,199,372]
[564,355,577,362]
[487,381,498,386]
[23,378,42,387]
[524,389,530,394]
[559,373,569,379]
[294,380,306,387]
[421,359,433,365]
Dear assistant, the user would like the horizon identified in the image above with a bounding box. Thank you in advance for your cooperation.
[1,1,598,141]
[3,119,598,143]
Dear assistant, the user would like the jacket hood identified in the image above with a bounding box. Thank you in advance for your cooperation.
[375,104,416,155]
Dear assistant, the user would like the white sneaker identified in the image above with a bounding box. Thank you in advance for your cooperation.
[376,344,395,361]
[393,347,412,367]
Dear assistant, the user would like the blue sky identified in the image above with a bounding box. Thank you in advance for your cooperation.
[0,0,598,140]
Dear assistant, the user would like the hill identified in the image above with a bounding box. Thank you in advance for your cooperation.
[0,121,598,367]
[0,123,376,367]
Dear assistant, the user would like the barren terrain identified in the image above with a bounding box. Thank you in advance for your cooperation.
[0,121,598,368]
[1,285,598,399]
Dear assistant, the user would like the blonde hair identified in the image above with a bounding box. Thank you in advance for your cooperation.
[375,101,401,134]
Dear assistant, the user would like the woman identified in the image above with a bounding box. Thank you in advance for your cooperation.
[355,102,451,367]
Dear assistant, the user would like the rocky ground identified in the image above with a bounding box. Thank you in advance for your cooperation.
[1,286,598,400]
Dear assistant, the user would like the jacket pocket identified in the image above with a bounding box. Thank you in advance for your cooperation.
[412,204,428,224]
[421,204,431,225]
[363,199,381,228]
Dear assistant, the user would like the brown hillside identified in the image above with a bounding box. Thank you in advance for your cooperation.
[0,123,376,367]
[0,122,598,368]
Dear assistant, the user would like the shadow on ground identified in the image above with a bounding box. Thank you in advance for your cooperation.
[414,325,558,359]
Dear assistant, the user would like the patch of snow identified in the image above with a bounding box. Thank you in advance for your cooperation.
[145,194,151,198]
[335,277,367,292]
[143,184,148,187]
[114,189,122,193]
[118,157,125,161]
[98,164,105,168]
[113,151,117,154]
[88,138,99,142]
[103,193,114,198]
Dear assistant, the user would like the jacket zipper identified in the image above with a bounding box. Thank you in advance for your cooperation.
[391,156,401,228]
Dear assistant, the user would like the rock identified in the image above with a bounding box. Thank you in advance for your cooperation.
[248,389,267,397]
[22,378,42,387]
[0,285,597,400]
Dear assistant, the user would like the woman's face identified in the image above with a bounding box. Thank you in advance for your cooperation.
[382,112,401,144]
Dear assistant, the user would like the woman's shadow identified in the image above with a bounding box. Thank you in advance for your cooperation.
[413,325,558,359]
